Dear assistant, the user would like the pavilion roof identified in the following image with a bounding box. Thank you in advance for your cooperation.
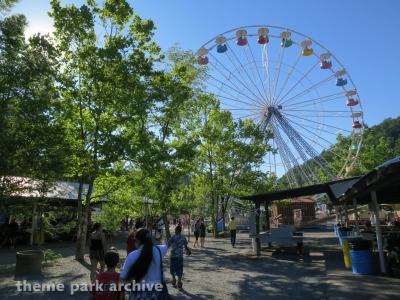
[240,156,400,206]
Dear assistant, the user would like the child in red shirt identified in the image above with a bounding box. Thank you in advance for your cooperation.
[92,248,124,300]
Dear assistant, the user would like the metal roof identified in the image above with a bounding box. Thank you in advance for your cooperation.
[240,156,400,206]
[240,176,361,204]
[1,176,97,202]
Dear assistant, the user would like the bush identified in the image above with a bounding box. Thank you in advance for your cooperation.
[43,249,62,264]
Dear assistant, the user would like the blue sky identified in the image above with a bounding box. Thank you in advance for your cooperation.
[12,0,400,128]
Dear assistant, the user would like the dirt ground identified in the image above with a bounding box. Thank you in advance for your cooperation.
[0,231,399,300]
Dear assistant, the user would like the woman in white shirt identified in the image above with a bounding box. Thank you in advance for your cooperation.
[120,228,168,300]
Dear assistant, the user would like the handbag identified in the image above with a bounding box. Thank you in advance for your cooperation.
[156,246,171,300]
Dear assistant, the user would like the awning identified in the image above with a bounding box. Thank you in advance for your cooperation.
[240,176,361,204]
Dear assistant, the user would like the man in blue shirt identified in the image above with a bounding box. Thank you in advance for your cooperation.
[168,225,191,289]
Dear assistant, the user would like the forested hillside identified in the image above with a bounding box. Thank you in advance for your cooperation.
[279,117,400,187]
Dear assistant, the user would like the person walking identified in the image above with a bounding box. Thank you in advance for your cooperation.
[228,217,237,247]
[199,218,206,248]
[89,223,107,283]
[193,219,200,248]
[168,225,191,289]
[8,219,19,248]
[120,228,169,300]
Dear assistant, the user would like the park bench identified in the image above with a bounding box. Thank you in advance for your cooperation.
[255,226,304,254]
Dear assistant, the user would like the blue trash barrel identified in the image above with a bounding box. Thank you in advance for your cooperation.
[216,220,224,232]
[348,240,375,275]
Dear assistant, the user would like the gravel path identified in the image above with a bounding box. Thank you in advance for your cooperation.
[0,231,399,300]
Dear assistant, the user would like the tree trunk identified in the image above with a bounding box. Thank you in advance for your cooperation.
[75,179,94,261]
[75,177,84,260]
[222,206,226,231]
[163,214,171,240]
[221,196,229,231]
[187,213,191,242]
[213,195,218,238]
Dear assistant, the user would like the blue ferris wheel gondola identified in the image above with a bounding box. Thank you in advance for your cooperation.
[336,78,348,86]
[217,44,227,53]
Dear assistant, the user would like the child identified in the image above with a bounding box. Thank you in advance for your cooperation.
[168,225,191,289]
[92,247,124,300]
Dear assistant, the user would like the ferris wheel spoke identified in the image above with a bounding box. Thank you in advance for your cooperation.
[226,44,268,104]
[281,112,352,133]
[223,49,268,106]
[283,116,344,137]
[274,121,319,183]
[274,52,302,102]
[287,120,349,161]
[243,47,263,98]
[282,109,351,113]
[275,117,327,181]
[282,116,350,142]
[271,42,286,103]
[275,61,320,104]
[262,45,273,105]
[246,43,270,103]
[233,111,260,121]
[208,74,266,108]
[279,114,333,179]
[284,91,347,108]
[206,83,263,110]
[285,116,337,146]
[209,53,267,106]
[285,114,352,118]
[279,73,336,106]
[270,123,302,186]
[281,109,353,118]
[223,107,260,111]
[272,137,277,175]
[208,64,266,108]
[273,120,315,184]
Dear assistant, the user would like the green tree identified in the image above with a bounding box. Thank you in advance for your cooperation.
[134,48,203,238]
[49,0,162,260]
[0,0,67,201]
[194,95,273,235]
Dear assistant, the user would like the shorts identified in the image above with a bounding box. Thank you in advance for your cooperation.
[170,256,184,277]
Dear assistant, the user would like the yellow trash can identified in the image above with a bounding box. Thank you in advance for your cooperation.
[342,239,352,269]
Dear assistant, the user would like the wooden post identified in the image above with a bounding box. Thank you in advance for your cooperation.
[370,190,386,273]
[353,198,360,234]
[265,200,272,248]
[344,204,348,227]
[255,202,261,256]
[265,200,270,231]
[30,202,38,246]
[335,206,339,224]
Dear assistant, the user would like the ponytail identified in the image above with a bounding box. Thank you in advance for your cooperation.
[126,228,153,282]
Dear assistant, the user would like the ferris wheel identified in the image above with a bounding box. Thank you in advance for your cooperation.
[197,25,364,188]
